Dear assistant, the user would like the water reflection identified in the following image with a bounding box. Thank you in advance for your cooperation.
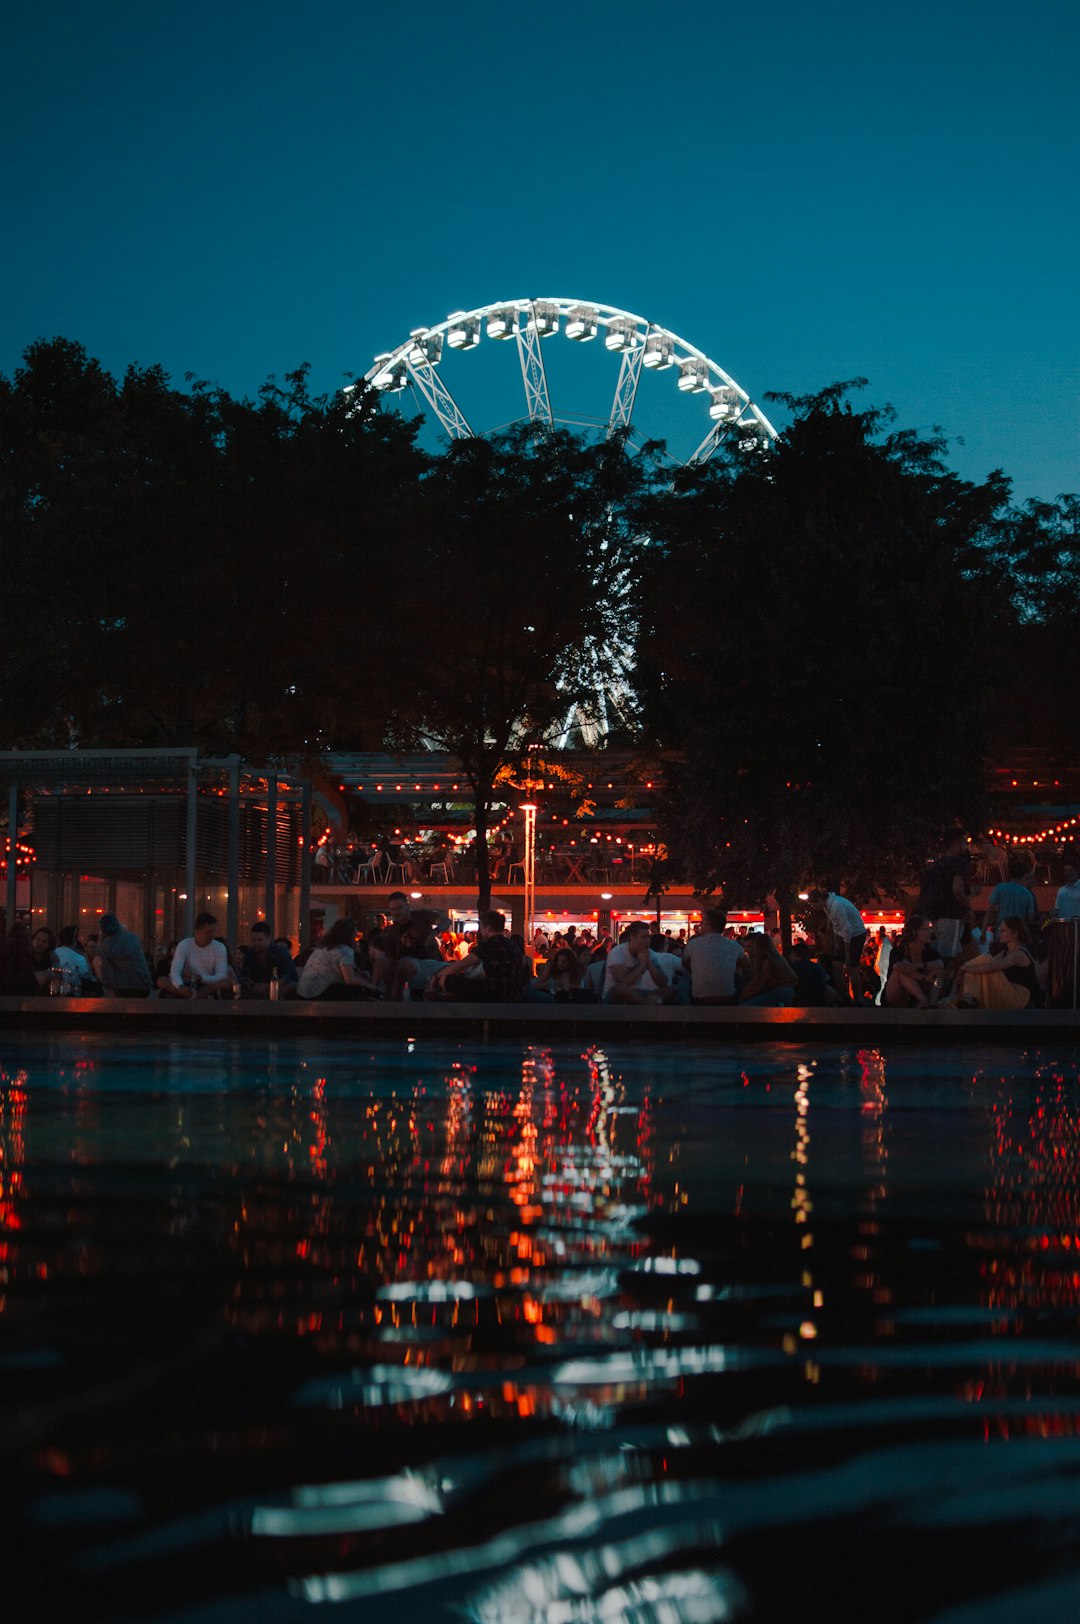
[0,1037,1079,1621]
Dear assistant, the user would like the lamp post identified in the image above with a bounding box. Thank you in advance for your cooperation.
[520,802,537,952]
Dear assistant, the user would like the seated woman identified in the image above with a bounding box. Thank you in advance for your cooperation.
[947,917,1041,1009]
[737,933,799,1007]
[55,925,101,994]
[884,916,945,1008]
[540,946,595,1003]
[0,925,46,996]
[30,926,58,988]
[296,919,380,1000]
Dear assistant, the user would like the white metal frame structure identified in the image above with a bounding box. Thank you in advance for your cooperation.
[362,299,777,746]
[363,297,776,462]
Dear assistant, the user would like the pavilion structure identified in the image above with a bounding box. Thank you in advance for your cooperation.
[0,750,314,949]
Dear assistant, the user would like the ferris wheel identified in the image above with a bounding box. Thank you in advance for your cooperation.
[363,296,776,465]
[362,298,776,744]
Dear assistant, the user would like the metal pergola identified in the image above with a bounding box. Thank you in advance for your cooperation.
[0,750,314,945]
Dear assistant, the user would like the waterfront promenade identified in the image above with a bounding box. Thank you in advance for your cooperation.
[1,993,1076,1043]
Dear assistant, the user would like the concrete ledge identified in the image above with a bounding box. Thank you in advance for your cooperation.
[0,996,1077,1043]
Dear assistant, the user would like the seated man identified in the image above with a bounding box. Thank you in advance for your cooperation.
[93,912,152,997]
[683,908,747,1004]
[158,912,236,999]
[377,890,444,1000]
[427,910,524,1002]
[238,921,298,998]
[604,921,678,1005]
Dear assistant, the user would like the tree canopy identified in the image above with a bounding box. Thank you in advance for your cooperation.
[2,342,1075,915]
[634,383,1015,914]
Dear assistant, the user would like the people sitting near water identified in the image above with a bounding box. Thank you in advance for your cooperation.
[427,909,525,1001]
[376,891,442,1000]
[883,916,945,1008]
[984,854,1038,932]
[604,920,678,1005]
[158,913,237,999]
[944,917,1041,1009]
[93,913,153,997]
[683,908,747,1005]
[55,925,100,994]
[539,946,595,1003]
[297,918,380,1000]
[0,924,44,996]
[789,940,836,1006]
[29,925,58,987]
[808,888,868,1003]
[736,932,799,1006]
[239,921,299,998]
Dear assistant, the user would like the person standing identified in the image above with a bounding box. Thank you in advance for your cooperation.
[809,888,868,1003]
[921,829,973,967]
[1053,865,1080,921]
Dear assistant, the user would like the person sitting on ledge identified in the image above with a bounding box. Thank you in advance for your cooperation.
[296,918,380,1000]
[604,921,678,1006]
[94,913,152,997]
[426,910,525,1002]
[239,921,298,998]
[942,917,1041,1009]
[736,932,799,1007]
[158,912,237,999]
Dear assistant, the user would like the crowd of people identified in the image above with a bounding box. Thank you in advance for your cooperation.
[0,843,1077,1010]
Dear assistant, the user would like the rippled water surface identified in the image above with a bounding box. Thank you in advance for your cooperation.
[2,1034,1080,1623]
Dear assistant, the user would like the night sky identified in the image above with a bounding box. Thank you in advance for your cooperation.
[3,0,1077,501]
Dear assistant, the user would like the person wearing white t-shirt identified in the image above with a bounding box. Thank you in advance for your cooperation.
[603,921,677,1005]
[683,908,748,1004]
[1054,866,1080,922]
[158,912,235,998]
[809,887,868,1004]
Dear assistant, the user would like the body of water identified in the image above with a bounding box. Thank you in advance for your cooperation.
[1,1034,1079,1622]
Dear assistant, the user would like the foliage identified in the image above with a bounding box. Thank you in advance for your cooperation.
[635,383,1013,911]
[391,423,660,905]
[0,339,426,759]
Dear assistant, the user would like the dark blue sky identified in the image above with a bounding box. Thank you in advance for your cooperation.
[4,0,1077,501]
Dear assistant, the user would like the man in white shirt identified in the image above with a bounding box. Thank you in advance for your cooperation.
[604,921,677,1005]
[809,887,868,1003]
[158,912,235,999]
[1054,866,1080,921]
[683,908,748,1004]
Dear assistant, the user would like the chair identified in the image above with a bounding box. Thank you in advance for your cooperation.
[507,862,525,884]
[429,860,454,883]
[383,861,408,885]
[356,855,385,885]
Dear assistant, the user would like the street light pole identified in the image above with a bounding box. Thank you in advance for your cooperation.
[520,802,537,953]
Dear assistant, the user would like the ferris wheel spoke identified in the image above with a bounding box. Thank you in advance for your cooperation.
[515,305,553,425]
[404,355,473,439]
[606,328,648,438]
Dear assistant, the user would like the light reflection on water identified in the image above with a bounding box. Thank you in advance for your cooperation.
[1,1035,1079,1622]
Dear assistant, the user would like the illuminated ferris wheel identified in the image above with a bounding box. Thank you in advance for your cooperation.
[364,296,777,464]
[362,299,776,742]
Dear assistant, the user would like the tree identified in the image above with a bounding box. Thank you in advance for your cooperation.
[397,424,658,908]
[634,384,1011,937]
[0,341,427,760]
